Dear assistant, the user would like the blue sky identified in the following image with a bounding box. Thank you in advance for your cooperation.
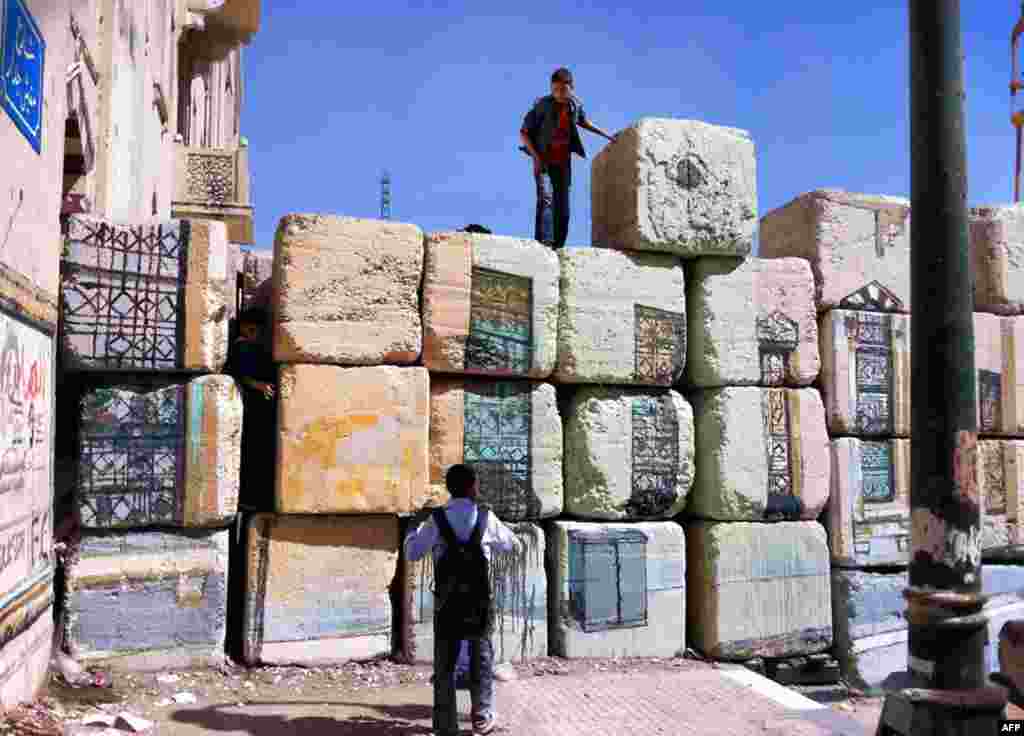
[242,2,1019,252]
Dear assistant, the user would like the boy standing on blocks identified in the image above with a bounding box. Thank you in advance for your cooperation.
[520,67,617,249]
[405,464,518,736]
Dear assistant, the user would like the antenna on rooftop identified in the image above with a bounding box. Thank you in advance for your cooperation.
[380,170,392,220]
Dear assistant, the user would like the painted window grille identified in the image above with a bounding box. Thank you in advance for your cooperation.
[762,389,793,499]
[979,369,1002,434]
[757,312,799,386]
[860,442,895,504]
[465,267,532,375]
[628,396,679,518]
[983,442,1007,515]
[847,313,894,434]
[567,529,648,633]
[634,305,686,385]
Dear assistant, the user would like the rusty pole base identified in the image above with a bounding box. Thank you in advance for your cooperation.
[875,687,1007,735]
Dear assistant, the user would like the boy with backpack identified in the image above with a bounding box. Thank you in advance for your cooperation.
[404,464,518,736]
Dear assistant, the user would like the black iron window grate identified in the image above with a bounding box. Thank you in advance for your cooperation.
[567,528,648,633]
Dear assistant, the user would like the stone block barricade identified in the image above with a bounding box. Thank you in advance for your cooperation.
[591,118,757,257]
[403,523,546,664]
[60,216,230,373]
[828,439,910,567]
[971,204,1024,315]
[555,248,686,385]
[271,215,424,366]
[974,313,1024,436]
[547,521,686,659]
[759,190,911,313]
[422,232,558,378]
[242,514,398,666]
[275,365,430,514]
[563,387,694,521]
[429,378,562,520]
[686,521,832,661]
[76,376,242,529]
[689,387,829,521]
[64,528,229,671]
[686,256,819,388]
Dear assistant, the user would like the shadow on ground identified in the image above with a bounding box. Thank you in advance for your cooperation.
[171,701,439,735]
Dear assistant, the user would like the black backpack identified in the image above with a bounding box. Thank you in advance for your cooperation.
[432,507,493,638]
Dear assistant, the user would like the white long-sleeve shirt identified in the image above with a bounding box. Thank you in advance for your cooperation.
[404,498,517,564]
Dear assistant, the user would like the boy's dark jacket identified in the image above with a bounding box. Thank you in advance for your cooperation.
[520,94,588,160]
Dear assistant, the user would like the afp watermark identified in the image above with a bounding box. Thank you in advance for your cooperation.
[1002,721,1024,732]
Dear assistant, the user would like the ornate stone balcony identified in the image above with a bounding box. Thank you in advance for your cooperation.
[172,143,253,244]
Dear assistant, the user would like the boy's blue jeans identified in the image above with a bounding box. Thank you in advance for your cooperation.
[534,161,571,248]
[433,622,495,734]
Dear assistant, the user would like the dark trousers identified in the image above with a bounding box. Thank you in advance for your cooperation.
[433,620,495,734]
[534,161,571,249]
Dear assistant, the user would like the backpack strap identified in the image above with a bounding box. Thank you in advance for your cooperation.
[433,508,460,547]
[470,508,488,546]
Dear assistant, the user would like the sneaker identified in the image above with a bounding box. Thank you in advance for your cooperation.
[472,713,497,734]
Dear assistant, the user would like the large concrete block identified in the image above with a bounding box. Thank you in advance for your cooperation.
[556,249,686,386]
[975,313,1024,436]
[687,521,832,660]
[971,204,1024,315]
[547,521,685,659]
[60,216,229,372]
[0,571,53,708]
[760,190,910,313]
[65,528,229,670]
[819,310,911,437]
[422,232,558,378]
[243,514,398,666]
[77,376,242,529]
[591,118,756,257]
[833,566,1024,689]
[429,379,561,520]
[404,523,546,664]
[690,387,829,521]
[828,439,911,567]
[563,387,694,520]
[271,215,423,365]
[979,440,1024,552]
[686,257,819,388]
[276,365,429,514]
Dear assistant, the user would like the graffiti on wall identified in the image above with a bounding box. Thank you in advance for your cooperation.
[634,305,685,385]
[628,396,679,518]
[465,268,532,375]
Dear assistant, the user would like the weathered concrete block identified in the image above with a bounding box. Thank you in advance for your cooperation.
[828,439,911,567]
[404,523,546,664]
[979,440,1024,552]
[77,376,242,529]
[686,257,819,388]
[65,528,229,670]
[833,566,1024,689]
[819,310,911,436]
[563,387,694,520]
[61,216,229,372]
[556,249,686,385]
[975,313,1024,436]
[971,204,1024,315]
[422,232,558,378]
[547,521,685,658]
[271,215,423,365]
[0,571,52,708]
[243,515,397,666]
[690,387,829,521]
[276,365,429,514]
[687,521,831,660]
[429,379,561,520]
[240,249,274,311]
[592,118,756,257]
[760,190,911,313]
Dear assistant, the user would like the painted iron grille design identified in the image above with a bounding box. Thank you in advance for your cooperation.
[861,442,895,503]
[628,397,679,518]
[848,313,893,434]
[757,311,799,386]
[839,280,904,313]
[463,381,537,520]
[984,443,1006,516]
[60,217,189,370]
[979,370,1002,434]
[77,385,184,528]
[634,305,686,385]
[567,529,648,633]
[762,389,793,499]
[465,267,532,374]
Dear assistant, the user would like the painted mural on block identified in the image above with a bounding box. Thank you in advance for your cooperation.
[61,218,189,371]
[762,389,793,501]
[633,305,685,385]
[845,312,894,435]
[979,370,1002,435]
[983,442,1006,515]
[567,528,648,633]
[757,312,798,386]
[838,281,904,313]
[628,396,679,518]
[852,442,909,561]
[463,382,539,521]
[465,268,532,375]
